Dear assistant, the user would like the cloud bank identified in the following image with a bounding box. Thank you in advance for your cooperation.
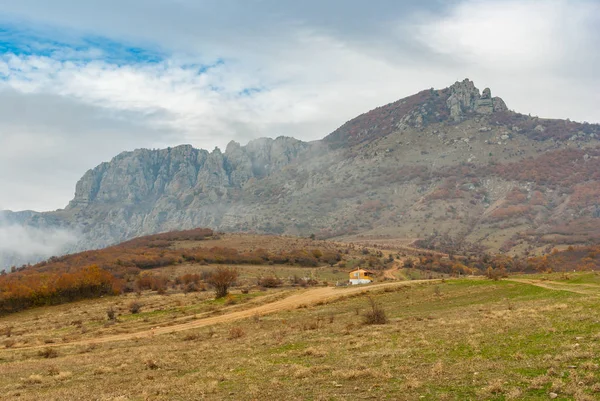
[0,221,78,270]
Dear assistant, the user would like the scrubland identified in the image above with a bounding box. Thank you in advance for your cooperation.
[1,273,600,400]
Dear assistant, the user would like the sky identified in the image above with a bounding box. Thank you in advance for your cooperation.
[0,0,598,212]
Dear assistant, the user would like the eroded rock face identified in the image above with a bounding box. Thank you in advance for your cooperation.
[68,137,309,210]
[447,79,508,120]
[447,79,480,120]
[50,137,306,250]
[492,96,508,112]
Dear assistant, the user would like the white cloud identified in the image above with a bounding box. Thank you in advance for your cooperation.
[416,0,599,74]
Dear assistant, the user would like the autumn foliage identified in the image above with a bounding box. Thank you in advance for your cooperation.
[0,265,121,315]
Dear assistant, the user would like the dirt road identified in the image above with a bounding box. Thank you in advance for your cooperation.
[383,260,404,280]
[8,280,434,350]
[507,278,600,295]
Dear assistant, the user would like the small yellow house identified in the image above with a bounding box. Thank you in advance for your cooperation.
[349,268,374,285]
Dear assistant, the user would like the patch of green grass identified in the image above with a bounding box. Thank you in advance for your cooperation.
[270,342,307,354]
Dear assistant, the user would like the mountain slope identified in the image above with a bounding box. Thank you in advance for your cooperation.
[3,79,600,267]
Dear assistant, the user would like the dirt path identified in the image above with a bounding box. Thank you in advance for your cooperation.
[383,260,404,280]
[8,280,434,350]
[507,278,600,295]
[383,266,399,280]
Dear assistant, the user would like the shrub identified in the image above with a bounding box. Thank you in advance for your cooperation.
[228,327,245,339]
[257,275,282,288]
[486,267,506,281]
[363,297,388,325]
[129,302,142,314]
[207,267,239,298]
[106,307,116,321]
[183,333,200,341]
[312,249,323,259]
[184,282,198,293]
[38,347,58,359]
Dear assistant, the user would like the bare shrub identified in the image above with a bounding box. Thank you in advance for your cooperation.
[129,302,142,314]
[106,307,116,321]
[184,282,199,293]
[38,347,58,359]
[486,267,507,280]
[228,327,245,339]
[363,297,388,325]
[183,333,200,341]
[207,267,239,298]
[257,275,282,288]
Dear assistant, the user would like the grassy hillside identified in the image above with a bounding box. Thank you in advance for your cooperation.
[1,274,600,400]
[0,230,400,315]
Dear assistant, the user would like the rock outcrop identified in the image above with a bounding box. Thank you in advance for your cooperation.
[447,79,508,121]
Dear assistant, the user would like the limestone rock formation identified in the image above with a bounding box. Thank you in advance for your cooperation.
[68,137,308,210]
[447,79,508,120]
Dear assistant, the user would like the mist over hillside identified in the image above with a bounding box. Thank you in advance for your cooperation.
[0,212,77,270]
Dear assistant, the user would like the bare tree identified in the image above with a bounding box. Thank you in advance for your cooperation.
[207,267,239,298]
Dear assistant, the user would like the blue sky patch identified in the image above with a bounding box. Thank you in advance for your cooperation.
[0,23,167,66]
[239,87,263,96]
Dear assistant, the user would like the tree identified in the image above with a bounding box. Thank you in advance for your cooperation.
[207,267,239,298]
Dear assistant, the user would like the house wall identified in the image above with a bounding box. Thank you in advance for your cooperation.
[350,278,372,285]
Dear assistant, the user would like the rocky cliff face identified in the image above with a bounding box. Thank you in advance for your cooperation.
[55,136,311,249]
[4,79,600,267]
[69,137,308,209]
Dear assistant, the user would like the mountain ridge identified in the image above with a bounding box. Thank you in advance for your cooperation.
[3,78,600,268]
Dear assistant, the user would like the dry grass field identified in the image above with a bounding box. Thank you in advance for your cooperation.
[2,272,600,400]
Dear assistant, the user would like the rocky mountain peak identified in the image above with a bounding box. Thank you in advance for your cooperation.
[439,79,509,114]
[325,79,509,148]
[446,78,508,121]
